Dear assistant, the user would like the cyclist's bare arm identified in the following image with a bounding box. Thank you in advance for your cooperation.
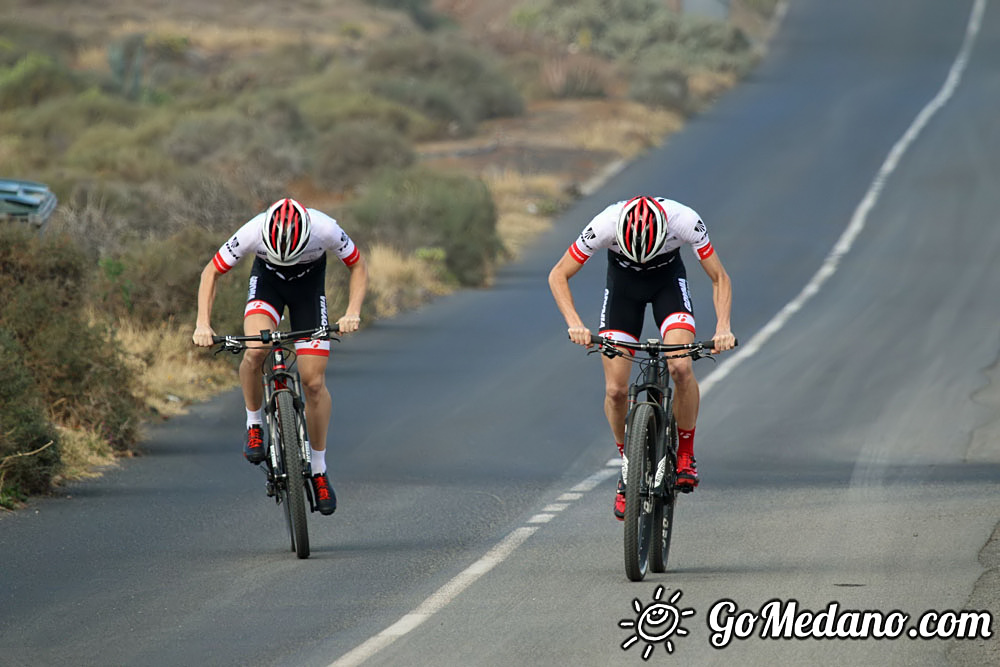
[193,261,224,347]
[548,250,592,347]
[698,251,735,352]
[337,255,368,334]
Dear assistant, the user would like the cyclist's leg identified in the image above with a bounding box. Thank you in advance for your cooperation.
[297,354,331,459]
[599,258,647,446]
[282,261,331,466]
[652,265,698,432]
[654,268,700,485]
[663,326,698,431]
[240,299,280,463]
[241,311,276,411]
[600,260,648,519]
[600,353,632,445]
[241,265,284,414]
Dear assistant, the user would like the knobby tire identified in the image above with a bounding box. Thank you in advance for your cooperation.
[624,403,657,581]
[277,391,310,559]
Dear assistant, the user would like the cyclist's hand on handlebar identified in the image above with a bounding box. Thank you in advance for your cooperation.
[337,313,361,334]
[192,323,216,347]
[567,325,593,348]
[711,329,737,353]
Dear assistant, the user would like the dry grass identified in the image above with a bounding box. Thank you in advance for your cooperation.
[114,317,238,417]
[484,168,567,258]
[366,243,453,319]
[51,425,117,484]
[570,102,684,156]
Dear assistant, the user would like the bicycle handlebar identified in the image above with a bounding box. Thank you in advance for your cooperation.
[587,334,738,359]
[211,323,341,348]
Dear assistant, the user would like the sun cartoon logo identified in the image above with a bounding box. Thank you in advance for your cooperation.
[619,586,695,659]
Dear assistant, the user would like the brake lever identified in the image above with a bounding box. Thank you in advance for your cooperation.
[214,341,243,355]
[693,348,716,363]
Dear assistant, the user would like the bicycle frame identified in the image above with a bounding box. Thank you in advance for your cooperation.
[624,346,674,501]
[260,344,312,478]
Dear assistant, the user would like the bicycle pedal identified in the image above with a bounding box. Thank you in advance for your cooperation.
[265,481,276,497]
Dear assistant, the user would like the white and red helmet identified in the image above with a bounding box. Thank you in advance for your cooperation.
[616,196,668,264]
[261,198,311,266]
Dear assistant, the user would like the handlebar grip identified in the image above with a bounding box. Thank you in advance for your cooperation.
[589,334,604,345]
[704,338,738,350]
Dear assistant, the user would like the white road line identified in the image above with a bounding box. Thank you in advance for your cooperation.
[330,527,538,667]
[700,0,987,397]
[328,2,986,663]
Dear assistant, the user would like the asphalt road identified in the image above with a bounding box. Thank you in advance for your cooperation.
[2,1,999,665]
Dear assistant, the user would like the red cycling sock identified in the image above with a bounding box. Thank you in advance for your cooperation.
[678,427,695,458]
[616,441,624,457]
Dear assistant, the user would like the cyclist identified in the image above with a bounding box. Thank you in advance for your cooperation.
[548,195,735,520]
[192,198,367,516]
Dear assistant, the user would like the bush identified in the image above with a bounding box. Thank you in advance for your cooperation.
[360,0,448,31]
[351,166,500,286]
[365,34,524,134]
[65,123,176,180]
[539,55,608,99]
[163,110,258,165]
[297,87,436,141]
[312,120,415,191]
[110,226,250,329]
[628,64,689,111]
[0,225,142,453]
[0,53,82,110]
[510,0,752,74]
[0,328,59,505]
[0,20,79,68]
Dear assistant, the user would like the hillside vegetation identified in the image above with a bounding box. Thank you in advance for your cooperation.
[0,0,778,507]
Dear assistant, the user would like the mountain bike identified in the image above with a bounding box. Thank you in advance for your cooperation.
[213,324,340,559]
[590,335,728,581]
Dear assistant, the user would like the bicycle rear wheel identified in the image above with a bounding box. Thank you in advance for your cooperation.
[623,403,656,581]
[650,413,677,573]
[276,391,310,559]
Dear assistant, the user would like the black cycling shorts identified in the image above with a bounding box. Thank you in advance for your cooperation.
[244,256,330,356]
[599,249,695,345]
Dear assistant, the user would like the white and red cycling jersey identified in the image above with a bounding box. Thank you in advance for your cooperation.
[568,197,714,270]
[211,208,360,279]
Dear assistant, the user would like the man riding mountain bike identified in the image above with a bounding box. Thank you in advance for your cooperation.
[548,195,735,520]
[192,198,368,516]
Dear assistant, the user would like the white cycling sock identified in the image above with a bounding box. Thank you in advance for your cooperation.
[246,408,263,428]
[311,447,326,475]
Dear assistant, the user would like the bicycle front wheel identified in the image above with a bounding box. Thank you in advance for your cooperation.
[623,403,656,581]
[277,391,310,559]
[650,413,677,573]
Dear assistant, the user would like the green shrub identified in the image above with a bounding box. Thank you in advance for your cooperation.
[371,75,477,137]
[0,328,60,504]
[365,35,524,131]
[296,85,436,140]
[312,120,414,191]
[0,20,79,67]
[0,225,141,453]
[360,0,448,31]
[352,166,500,286]
[65,123,176,180]
[0,53,82,110]
[628,64,689,111]
[110,226,249,329]
[510,0,752,75]
[163,110,257,165]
